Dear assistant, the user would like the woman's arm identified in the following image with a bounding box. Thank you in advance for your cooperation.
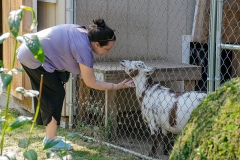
[79,63,134,90]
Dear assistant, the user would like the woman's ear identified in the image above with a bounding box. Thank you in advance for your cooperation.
[91,42,100,51]
[95,42,100,47]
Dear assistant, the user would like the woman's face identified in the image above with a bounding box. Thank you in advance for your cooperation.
[91,41,116,56]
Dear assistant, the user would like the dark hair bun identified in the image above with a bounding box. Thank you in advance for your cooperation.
[93,18,106,28]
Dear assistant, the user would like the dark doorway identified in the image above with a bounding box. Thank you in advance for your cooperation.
[190,42,232,91]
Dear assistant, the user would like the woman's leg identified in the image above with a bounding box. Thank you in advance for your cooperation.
[22,65,73,150]
[21,65,64,136]
[46,117,58,139]
[21,65,72,150]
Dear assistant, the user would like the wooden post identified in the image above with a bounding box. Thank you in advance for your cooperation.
[184,80,196,91]
[105,90,118,140]
[78,78,90,123]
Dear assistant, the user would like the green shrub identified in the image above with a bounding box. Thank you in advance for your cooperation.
[170,78,240,160]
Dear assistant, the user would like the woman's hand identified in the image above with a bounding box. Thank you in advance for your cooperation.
[117,79,135,89]
[79,63,135,90]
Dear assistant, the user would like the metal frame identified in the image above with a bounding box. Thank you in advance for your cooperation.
[214,0,240,90]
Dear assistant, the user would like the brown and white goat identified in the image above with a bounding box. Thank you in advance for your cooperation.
[120,60,206,156]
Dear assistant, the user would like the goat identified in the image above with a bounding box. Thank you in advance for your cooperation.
[120,60,206,156]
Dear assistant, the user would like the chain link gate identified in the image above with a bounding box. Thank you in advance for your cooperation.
[68,0,240,159]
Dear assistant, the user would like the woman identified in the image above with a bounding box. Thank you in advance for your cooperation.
[17,18,134,150]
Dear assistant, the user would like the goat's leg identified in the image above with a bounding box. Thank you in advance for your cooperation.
[169,133,176,149]
[149,131,158,157]
[162,132,174,155]
[162,134,169,155]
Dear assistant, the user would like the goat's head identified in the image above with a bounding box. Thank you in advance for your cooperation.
[120,60,156,78]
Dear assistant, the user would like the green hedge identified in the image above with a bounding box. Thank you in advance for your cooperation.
[170,78,240,160]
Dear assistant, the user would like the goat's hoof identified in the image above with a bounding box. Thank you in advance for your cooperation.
[163,150,169,155]
[148,151,157,158]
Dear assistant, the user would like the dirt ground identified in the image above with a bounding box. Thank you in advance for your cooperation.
[73,110,172,160]
[116,127,170,160]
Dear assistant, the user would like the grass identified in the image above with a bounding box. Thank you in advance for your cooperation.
[0,108,139,160]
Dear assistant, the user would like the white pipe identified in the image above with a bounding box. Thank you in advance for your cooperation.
[67,75,73,129]
[78,134,161,160]
[73,0,76,24]
[66,0,74,129]
[66,0,74,24]
[32,0,38,33]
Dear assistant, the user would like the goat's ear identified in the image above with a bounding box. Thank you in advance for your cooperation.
[144,67,156,75]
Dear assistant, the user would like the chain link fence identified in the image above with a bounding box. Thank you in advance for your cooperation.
[70,0,240,159]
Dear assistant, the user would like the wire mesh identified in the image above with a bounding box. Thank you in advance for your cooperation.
[69,0,240,159]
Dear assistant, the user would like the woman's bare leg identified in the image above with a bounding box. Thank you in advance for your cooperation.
[46,117,57,139]
[44,116,72,150]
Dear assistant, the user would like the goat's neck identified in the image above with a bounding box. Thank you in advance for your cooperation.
[133,75,154,98]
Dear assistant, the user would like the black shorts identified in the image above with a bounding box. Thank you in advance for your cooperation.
[22,64,65,126]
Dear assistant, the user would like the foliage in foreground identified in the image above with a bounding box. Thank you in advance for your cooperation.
[170,78,240,160]
[0,108,138,160]
[0,5,44,160]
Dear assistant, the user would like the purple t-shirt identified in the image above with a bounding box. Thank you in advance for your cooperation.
[17,24,93,74]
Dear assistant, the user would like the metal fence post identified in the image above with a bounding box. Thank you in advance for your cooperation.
[215,0,223,90]
[208,0,217,93]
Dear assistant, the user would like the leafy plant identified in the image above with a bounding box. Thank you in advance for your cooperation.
[0,5,46,160]
[0,5,78,160]
[79,99,115,142]
[85,99,104,126]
